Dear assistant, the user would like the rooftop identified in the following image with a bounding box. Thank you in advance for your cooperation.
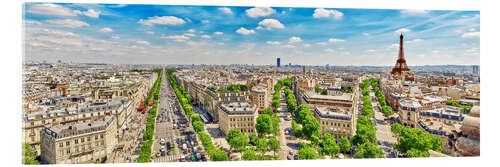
[42,116,115,139]
[313,107,352,121]
[220,102,257,115]
[304,91,353,102]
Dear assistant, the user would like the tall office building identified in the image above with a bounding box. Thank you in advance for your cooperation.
[277,58,280,68]
[472,65,479,75]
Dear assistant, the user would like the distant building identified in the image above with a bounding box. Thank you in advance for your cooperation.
[277,58,281,68]
[40,116,117,164]
[218,102,258,135]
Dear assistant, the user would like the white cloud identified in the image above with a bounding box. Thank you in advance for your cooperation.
[366,49,376,53]
[256,26,263,30]
[236,27,255,35]
[188,29,196,33]
[246,7,276,18]
[184,33,196,37]
[280,44,296,48]
[111,36,120,39]
[325,48,335,53]
[258,19,285,30]
[396,28,410,33]
[328,38,345,43]
[303,43,311,47]
[82,9,101,18]
[45,19,89,28]
[99,27,113,33]
[27,3,81,16]
[313,8,344,20]
[136,40,150,45]
[138,16,186,26]
[214,32,223,35]
[289,36,302,43]
[316,42,328,46]
[147,31,155,35]
[266,41,281,45]
[161,35,190,42]
[400,9,429,15]
[201,35,211,39]
[469,28,476,31]
[202,20,210,24]
[407,39,423,43]
[462,32,480,38]
[27,4,101,18]
[218,7,233,14]
[362,33,370,36]
[390,43,399,48]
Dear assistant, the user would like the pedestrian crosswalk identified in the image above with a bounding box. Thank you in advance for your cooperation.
[153,155,184,162]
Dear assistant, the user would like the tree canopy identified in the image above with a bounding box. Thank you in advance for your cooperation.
[391,123,442,157]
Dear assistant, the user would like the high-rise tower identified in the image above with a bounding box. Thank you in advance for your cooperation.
[391,33,412,77]
[277,58,281,68]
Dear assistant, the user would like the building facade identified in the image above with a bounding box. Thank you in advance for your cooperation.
[218,102,258,135]
[40,116,117,164]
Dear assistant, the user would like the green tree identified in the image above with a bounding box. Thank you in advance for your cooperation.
[298,144,319,160]
[242,149,259,160]
[229,133,249,152]
[320,134,340,157]
[191,114,201,122]
[249,134,259,146]
[339,136,352,153]
[272,99,281,108]
[292,120,303,138]
[192,121,204,133]
[210,149,229,161]
[302,115,321,140]
[261,107,275,116]
[22,143,39,165]
[256,114,273,136]
[268,136,281,156]
[391,123,442,157]
[353,142,384,159]
[256,138,268,154]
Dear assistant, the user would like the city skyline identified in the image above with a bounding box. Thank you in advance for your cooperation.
[23,3,480,66]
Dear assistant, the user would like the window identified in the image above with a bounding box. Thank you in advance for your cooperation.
[59,150,64,155]
[66,149,70,154]
[59,143,63,147]
[100,134,104,139]
[101,141,104,146]
[87,137,91,142]
[66,141,70,146]
[75,139,78,144]
[95,135,98,140]
[42,120,46,124]
[95,142,99,147]
[75,147,79,153]
[81,138,85,143]
[31,122,34,126]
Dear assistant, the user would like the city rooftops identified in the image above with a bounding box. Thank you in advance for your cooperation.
[41,116,115,139]
[304,91,353,102]
[399,99,422,109]
[251,87,266,93]
[220,102,257,115]
[313,107,352,121]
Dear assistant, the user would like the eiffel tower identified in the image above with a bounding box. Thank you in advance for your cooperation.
[391,33,411,76]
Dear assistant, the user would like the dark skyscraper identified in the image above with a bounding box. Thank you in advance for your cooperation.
[277,58,280,68]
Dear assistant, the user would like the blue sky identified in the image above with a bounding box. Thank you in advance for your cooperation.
[23,3,480,65]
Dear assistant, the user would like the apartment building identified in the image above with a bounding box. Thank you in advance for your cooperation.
[40,116,117,164]
[218,102,258,135]
[313,107,355,138]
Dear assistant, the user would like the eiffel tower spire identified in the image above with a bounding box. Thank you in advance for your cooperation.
[391,33,411,76]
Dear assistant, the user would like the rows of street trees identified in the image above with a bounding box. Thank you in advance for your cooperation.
[167,69,228,161]
[351,79,385,159]
[391,123,442,157]
[360,80,375,118]
[138,70,162,162]
[368,78,394,117]
[272,78,293,109]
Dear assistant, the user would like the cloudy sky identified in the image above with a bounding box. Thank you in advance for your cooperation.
[23,3,480,66]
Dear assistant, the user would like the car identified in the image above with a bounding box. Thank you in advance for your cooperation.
[287,155,292,160]
[294,154,298,160]
[285,130,289,135]
[289,151,294,155]
[156,152,161,157]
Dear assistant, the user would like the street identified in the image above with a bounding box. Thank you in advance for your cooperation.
[369,86,397,158]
